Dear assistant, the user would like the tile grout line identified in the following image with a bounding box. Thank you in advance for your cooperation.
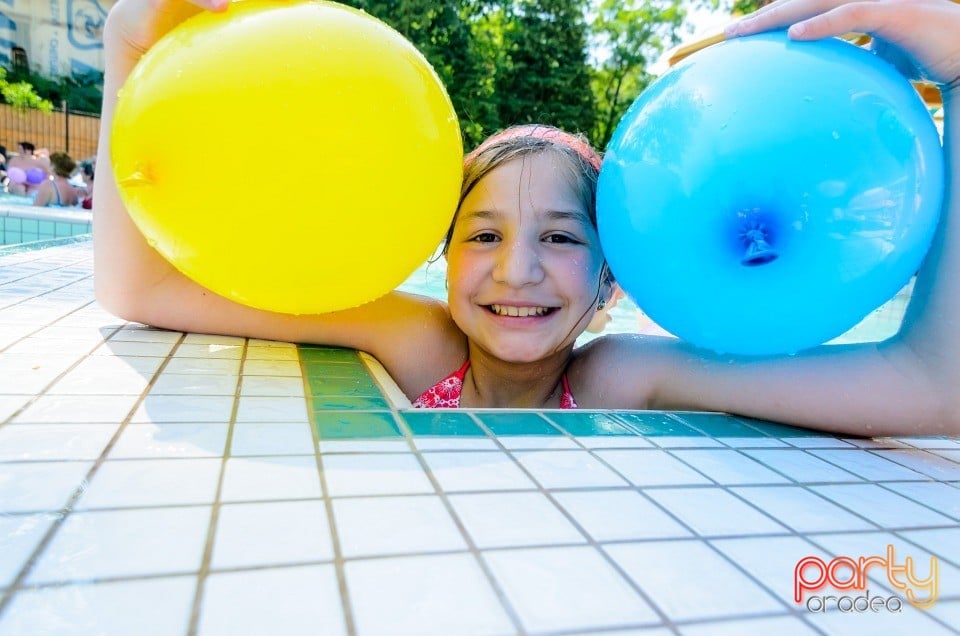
[0,312,124,430]
[0,330,189,619]
[645,413,893,630]
[666,414,957,628]
[393,411,529,635]
[0,262,94,318]
[464,411,684,635]
[531,412,842,630]
[0,245,91,287]
[300,345,359,636]
[185,337,247,636]
[10,529,960,596]
[557,414,824,630]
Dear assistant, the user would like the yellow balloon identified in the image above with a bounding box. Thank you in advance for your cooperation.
[112,0,462,314]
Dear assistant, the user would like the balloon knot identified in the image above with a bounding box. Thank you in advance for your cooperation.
[740,226,778,266]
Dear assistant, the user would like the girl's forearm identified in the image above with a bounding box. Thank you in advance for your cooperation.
[93,40,181,316]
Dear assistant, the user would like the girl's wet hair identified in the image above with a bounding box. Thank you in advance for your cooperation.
[443,125,603,254]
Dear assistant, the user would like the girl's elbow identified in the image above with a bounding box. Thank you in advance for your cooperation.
[95,284,134,322]
[94,278,153,326]
[942,394,960,436]
[917,387,960,436]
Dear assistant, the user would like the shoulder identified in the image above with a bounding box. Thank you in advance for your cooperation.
[361,294,468,400]
[32,180,53,204]
[567,333,695,409]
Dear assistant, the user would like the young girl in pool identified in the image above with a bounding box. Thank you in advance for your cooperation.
[96,0,960,436]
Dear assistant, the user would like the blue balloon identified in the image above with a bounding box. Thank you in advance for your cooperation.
[597,32,944,356]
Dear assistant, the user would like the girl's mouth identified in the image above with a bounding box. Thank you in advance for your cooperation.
[486,304,557,317]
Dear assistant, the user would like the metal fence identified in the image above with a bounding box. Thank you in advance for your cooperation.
[0,102,100,162]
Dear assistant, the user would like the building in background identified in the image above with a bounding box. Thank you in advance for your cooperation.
[0,0,114,78]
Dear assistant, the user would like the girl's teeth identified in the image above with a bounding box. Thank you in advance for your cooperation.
[491,305,549,317]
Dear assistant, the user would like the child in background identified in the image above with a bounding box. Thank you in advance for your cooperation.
[95,0,960,436]
[79,159,96,210]
[585,284,625,335]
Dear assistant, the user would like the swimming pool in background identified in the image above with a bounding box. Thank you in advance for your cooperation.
[0,195,92,248]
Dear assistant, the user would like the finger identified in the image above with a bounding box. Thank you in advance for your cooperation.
[787,3,894,40]
[725,0,858,38]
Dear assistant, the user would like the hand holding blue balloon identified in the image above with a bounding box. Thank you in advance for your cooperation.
[597,31,943,355]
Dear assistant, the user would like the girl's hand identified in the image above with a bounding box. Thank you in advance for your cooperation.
[104,0,229,61]
[726,0,960,86]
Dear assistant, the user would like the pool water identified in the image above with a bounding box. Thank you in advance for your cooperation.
[0,195,93,248]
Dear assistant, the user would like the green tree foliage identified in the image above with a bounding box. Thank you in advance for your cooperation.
[342,0,497,146]
[1,1,740,147]
[590,0,685,148]
[2,66,103,113]
[495,0,596,137]
[0,67,54,113]
[730,0,769,15]
[338,0,724,148]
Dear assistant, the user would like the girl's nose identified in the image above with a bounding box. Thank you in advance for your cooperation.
[492,237,545,287]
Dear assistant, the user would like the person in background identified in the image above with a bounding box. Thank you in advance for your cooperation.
[585,284,625,334]
[7,141,49,195]
[33,152,81,207]
[79,159,95,210]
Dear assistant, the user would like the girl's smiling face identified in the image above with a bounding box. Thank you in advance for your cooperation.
[445,150,609,363]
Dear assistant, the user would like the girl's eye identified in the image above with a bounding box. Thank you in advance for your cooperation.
[471,232,499,243]
[544,233,581,245]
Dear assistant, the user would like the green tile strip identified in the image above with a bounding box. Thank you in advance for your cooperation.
[299,345,840,442]
[313,412,402,439]
[672,413,769,437]
[672,412,840,439]
[299,345,398,439]
[475,412,562,436]
[738,418,836,438]
[614,412,702,437]
[402,412,488,437]
[544,412,639,437]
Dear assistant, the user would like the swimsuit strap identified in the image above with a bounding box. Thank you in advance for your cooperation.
[52,179,62,206]
[451,360,471,380]
[413,360,578,409]
[560,372,578,409]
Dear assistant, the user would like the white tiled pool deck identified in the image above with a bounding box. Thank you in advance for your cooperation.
[1,239,958,636]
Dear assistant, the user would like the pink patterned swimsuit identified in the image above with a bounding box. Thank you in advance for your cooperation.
[413,361,579,409]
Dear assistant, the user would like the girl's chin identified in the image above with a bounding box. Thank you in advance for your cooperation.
[478,339,575,365]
